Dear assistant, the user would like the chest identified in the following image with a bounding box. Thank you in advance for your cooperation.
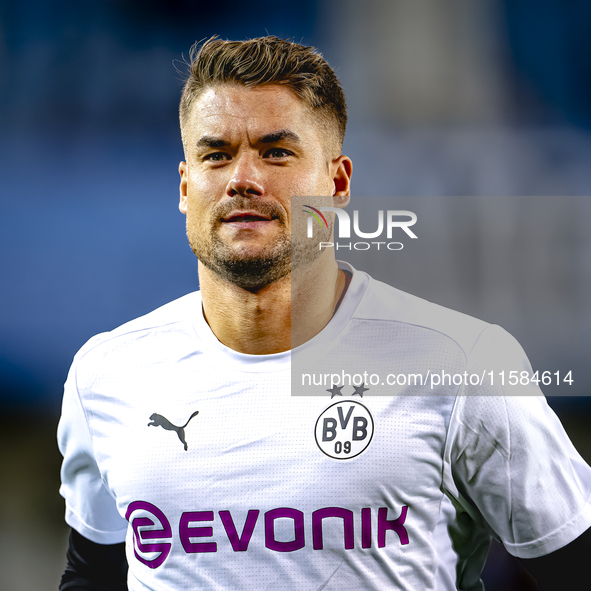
[85,365,452,517]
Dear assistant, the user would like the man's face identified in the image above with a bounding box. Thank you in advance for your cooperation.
[179,83,350,289]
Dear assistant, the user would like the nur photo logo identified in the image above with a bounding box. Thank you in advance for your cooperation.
[302,205,418,251]
[302,204,329,231]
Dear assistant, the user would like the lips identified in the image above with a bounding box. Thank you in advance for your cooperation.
[222,211,274,223]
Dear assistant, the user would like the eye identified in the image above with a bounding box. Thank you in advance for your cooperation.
[264,148,292,159]
[204,152,230,162]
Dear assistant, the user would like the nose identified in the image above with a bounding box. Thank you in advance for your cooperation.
[226,152,264,198]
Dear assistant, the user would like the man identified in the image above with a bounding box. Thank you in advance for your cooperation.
[58,36,591,590]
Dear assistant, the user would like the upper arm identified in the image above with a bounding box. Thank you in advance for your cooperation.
[444,326,591,558]
[57,359,128,544]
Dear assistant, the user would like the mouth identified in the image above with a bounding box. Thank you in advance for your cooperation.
[222,211,276,224]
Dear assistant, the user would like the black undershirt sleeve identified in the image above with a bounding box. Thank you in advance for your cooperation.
[60,528,128,591]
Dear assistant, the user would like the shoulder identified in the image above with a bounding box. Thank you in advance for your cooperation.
[70,291,202,384]
[352,273,546,429]
[352,269,494,361]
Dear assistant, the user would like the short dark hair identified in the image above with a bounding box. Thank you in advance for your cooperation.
[179,36,347,153]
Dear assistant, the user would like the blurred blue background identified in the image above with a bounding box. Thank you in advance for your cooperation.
[1,1,590,589]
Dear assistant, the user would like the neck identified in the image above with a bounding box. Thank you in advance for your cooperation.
[199,253,346,355]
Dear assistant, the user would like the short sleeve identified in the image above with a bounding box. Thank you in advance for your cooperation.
[57,354,129,544]
[442,325,591,559]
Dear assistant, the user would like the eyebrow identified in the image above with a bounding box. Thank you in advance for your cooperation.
[195,129,301,150]
[259,129,301,144]
[195,136,230,149]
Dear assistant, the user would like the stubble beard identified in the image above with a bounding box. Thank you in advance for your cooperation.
[188,199,332,290]
[195,230,292,290]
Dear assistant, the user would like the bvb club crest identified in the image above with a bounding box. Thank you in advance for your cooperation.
[314,400,374,460]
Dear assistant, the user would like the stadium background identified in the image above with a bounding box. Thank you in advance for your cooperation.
[1,1,591,588]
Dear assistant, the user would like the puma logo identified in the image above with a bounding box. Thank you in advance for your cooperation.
[148,411,199,451]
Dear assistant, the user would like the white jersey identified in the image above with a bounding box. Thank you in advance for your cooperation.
[58,262,591,591]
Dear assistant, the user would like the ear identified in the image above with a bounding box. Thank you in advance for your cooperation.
[331,155,352,209]
[179,161,188,214]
